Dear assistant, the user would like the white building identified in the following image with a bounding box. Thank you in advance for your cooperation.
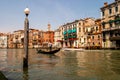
[0,35,7,48]
[54,28,62,48]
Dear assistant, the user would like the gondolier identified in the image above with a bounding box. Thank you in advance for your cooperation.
[49,43,52,51]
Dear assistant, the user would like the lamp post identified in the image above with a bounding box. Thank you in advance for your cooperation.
[23,8,30,68]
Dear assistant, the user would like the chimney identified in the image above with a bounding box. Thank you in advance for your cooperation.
[104,2,108,7]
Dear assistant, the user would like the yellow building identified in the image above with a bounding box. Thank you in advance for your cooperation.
[29,29,41,48]
[77,19,86,48]
[85,18,102,49]
[101,0,120,49]
[11,30,24,48]
[7,29,43,49]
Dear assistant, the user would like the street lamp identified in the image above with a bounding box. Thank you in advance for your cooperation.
[24,8,30,17]
[23,7,30,68]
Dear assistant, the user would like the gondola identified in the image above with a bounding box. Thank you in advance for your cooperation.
[37,48,61,54]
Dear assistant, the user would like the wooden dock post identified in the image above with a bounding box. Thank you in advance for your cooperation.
[23,8,30,68]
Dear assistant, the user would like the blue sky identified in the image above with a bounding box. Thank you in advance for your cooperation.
[0,0,113,33]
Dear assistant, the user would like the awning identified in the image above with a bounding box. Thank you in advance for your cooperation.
[69,38,78,41]
[57,40,63,42]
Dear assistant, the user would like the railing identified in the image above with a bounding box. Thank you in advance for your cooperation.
[110,26,120,30]
[109,36,120,41]
[102,26,120,32]
[64,29,77,35]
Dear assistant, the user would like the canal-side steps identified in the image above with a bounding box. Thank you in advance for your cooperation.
[0,71,8,80]
[62,48,84,51]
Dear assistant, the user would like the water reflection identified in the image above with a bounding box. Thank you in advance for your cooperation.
[110,51,120,75]
[0,49,120,80]
[0,49,7,70]
[23,67,29,80]
[29,50,60,69]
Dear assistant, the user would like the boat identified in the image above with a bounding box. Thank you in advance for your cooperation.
[37,48,61,54]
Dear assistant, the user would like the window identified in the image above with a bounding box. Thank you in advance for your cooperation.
[110,32,113,37]
[98,35,100,39]
[116,20,120,24]
[103,33,105,38]
[83,27,85,32]
[99,42,100,45]
[109,8,112,15]
[92,36,94,39]
[96,26,98,31]
[79,28,81,32]
[84,38,86,42]
[79,23,81,26]
[80,38,81,42]
[86,28,88,32]
[102,11,105,16]
[115,6,118,12]
[102,23,105,29]
[109,23,112,28]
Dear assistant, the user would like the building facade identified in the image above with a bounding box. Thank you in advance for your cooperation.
[55,26,64,47]
[77,19,86,48]
[62,20,78,48]
[54,29,62,48]
[12,30,24,48]
[101,0,120,49]
[0,34,7,48]
[6,29,44,48]
[29,29,41,48]
[43,24,54,44]
[85,18,102,49]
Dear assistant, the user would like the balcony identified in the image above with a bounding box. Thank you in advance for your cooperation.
[110,36,120,41]
[103,38,106,42]
[102,28,111,32]
[110,26,120,30]
[102,26,120,32]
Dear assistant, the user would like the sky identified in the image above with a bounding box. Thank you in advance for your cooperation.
[0,0,114,33]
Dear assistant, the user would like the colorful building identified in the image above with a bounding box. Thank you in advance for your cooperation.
[101,0,120,49]
[63,20,78,48]
[77,19,86,48]
[0,33,7,48]
[6,29,43,48]
[43,24,54,44]
[84,18,96,48]
[12,30,24,48]
[54,26,64,47]
[54,29,61,48]
[85,18,102,49]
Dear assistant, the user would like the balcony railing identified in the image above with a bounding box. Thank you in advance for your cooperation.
[63,29,77,35]
[109,36,120,41]
[102,26,120,32]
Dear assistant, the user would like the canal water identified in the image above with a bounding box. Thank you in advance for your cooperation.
[0,49,120,80]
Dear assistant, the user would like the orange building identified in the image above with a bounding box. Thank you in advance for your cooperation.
[86,18,102,49]
[43,24,54,44]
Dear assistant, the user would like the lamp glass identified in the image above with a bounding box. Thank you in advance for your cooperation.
[24,8,30,15]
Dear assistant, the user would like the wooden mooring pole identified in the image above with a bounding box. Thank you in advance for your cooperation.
[23,8,30,68]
